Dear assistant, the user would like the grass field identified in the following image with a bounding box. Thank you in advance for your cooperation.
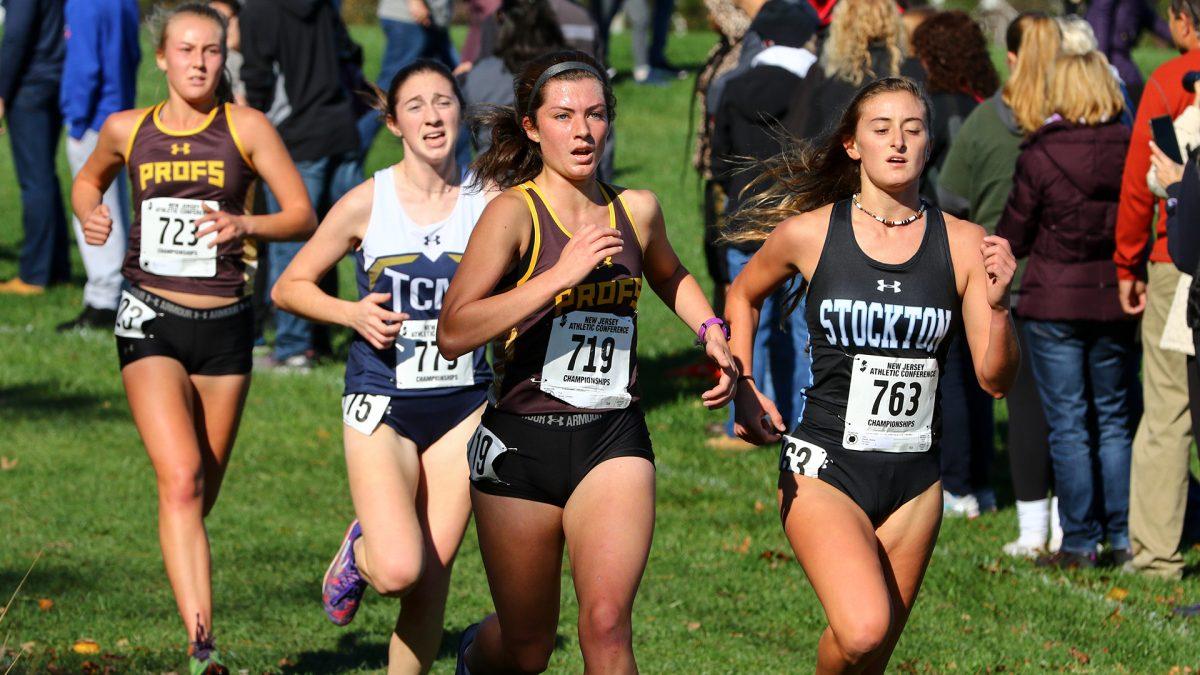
[2,26,1200,674]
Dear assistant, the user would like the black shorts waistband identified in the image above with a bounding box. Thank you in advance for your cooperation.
[486,406,640,430]
[130,286,251,321]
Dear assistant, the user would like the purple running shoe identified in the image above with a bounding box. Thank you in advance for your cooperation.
[322,520,366,626]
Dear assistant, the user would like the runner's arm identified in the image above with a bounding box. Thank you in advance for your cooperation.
[226,106,316,242]
[954,218,1020,398]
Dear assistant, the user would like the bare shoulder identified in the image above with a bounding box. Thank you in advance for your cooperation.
[225,104,275,138]
[772,204,833,250]
[337,176,376,221]
[607,186,661,224]
[480,188,536,230]
[100,107,154,152]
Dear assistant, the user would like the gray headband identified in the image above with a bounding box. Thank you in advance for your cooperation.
[525,61,604,117]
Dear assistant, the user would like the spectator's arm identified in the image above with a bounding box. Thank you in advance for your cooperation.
[97,3,141,122]
[238,3,278,112]
[1114,75,1170,281]
[61,1,102,137]
[1167,158,1200,273]
[0,0,40,103]
[995,148,1042,259]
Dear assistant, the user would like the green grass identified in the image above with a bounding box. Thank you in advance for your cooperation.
[1,28,1199,673]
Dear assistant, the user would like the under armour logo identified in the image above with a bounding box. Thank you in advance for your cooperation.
[170,143,191,156]
[424,234,441,246]
[877,280,901,293]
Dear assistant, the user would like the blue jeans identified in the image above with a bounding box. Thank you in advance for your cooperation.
[357,18,459,157]
[1023,319,1137,553]
[726,247,812,435]
[8,84,69,286]
[264,152,362,360]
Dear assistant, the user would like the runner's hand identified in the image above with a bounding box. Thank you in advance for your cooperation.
[732,379,786,444]
[82,204,113,246]
[550,223,623,289]
[700,330,738,408]
[980,235,1016,311]
[196,204,251,246]
[347,292,408,349]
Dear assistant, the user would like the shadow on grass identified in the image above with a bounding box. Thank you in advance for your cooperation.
[281,627,568,673]
[0,383,118,422]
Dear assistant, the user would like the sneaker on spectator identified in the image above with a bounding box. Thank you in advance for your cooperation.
[943,490,980,519]
[1035,550,1097,569]
[56,305,117,332]
[256,352,314,373]
[632,66,673,86]
[1108,547,1134,567]
[1002,538,1043,559]
[0,278,45,295]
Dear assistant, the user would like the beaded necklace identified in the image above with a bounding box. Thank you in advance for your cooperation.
[851,193,927,226]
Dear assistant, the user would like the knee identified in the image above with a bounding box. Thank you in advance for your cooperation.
[578,601,632,650]
[502,633,556,674]
[369,556,424,597]
[834,614,891,665]
[156,468,204,512]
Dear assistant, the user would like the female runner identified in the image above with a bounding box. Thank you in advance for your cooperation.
[72,5,314,673]
[725,77,1020,672]
[437,50,737,673]
[271,60,494,674]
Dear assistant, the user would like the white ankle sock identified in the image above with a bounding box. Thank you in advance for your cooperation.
[1049,496,1063,551]
[1015,498,1050,545]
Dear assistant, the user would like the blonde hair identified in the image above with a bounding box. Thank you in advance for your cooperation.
[1057,15,1099,55]
[1002,14,1061,134]
[1050,52,1125,125]
[821,0,906,86]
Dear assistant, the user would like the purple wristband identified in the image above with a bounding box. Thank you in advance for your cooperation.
[696,317,729,346]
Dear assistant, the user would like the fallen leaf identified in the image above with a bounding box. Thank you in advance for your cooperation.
[278,657,295,667]
[1,456,18,470]
[754,500,765,513]
[1068,646,1090,665]
[686,621,701,632]
[37,597,53,611]
[1106,587,1129,602]
[736,536,751,554]
[73,639,100,654]
[315,428,331,441]
[115,639,129,649]
[20,641,36,652]
[1103,607,1124,627]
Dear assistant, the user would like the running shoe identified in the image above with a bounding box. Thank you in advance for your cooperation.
[188,622,229,675]
[322,520,367,626]
[456,622,480,675]
[942,490,980,519]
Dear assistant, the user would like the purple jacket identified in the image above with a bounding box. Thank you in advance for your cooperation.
[1086,0,1171,91]
[997,119,1132,323]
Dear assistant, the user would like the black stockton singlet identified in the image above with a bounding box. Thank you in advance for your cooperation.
[794,199,961,454]
[491,181,644,414]
[123,102,256,297]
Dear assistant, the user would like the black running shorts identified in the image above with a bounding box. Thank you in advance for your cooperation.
[779,431,940,526]
[468,404,655,508]
[115,286,253,376]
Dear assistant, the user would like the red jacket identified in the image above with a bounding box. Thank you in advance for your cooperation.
[1114,49,1200,281]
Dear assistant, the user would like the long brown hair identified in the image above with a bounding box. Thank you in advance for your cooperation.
[725,77,931,246]
[910,10,999,100]
[469,50,615,190]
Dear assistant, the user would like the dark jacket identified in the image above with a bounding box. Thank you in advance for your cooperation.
[922,90,980,208]
[240,0,360,161]
[1086,0,1172,93]
[711,48,814,241]
[997,119,1131,322]
[782,44,925,141]
[0,0,65,105]
[1167,151,1200,275]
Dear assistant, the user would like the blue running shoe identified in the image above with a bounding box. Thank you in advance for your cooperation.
[322,520,366,626]
[456,622,480,675]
